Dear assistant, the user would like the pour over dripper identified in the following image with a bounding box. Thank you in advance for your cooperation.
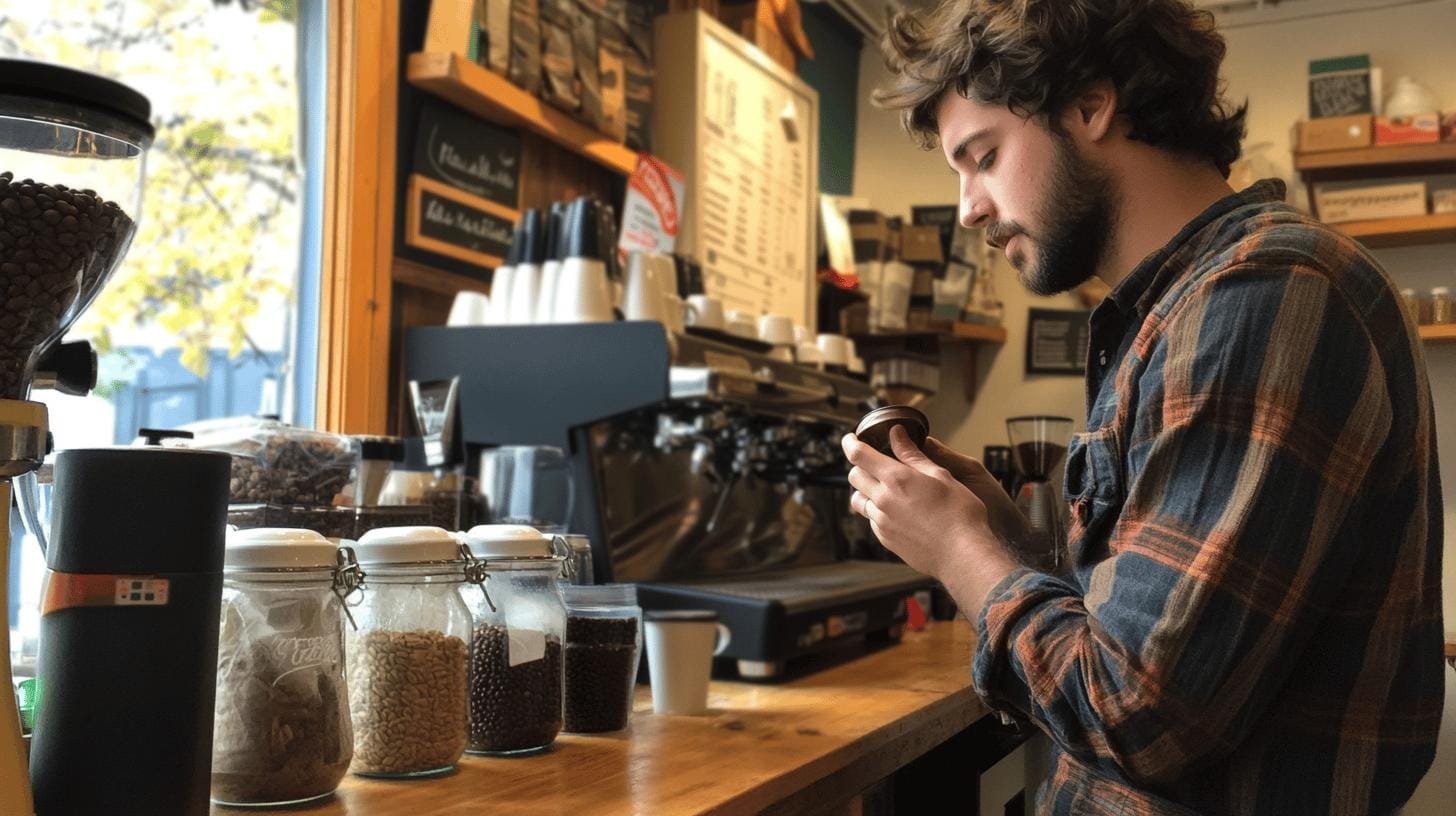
[1006,415,1073,481]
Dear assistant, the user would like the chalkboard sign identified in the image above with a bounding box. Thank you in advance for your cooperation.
[406,175,517,273]
[1025,308,1090,376]
[1308,55,1373,119]
[412,98,521,208]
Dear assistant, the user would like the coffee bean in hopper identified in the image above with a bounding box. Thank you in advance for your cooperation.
[0,171,133,398]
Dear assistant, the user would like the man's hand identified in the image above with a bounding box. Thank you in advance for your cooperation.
[921,437,1032,550]
[843,426,1021,614]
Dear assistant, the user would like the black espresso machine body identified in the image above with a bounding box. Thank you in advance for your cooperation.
[405,323,933,679]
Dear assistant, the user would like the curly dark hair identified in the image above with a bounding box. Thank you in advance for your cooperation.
[874,0,1247,176]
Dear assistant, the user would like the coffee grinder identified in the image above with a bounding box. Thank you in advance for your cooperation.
[1006,415,1073,572]
[0,60,154,813]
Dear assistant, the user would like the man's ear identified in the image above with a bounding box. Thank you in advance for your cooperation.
[1061,79,1118,143]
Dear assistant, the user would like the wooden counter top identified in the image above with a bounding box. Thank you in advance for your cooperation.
[211,620,988,816]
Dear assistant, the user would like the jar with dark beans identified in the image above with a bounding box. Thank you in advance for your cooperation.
[0,171,133,398]
[458,525,568,755]
[561,584,642,735]
[467,624,563,753]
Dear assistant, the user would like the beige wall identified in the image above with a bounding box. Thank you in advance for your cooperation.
[852,1,1456,809]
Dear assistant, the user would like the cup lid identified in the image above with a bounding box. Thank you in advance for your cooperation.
[226,527,337,570]
[354,525,459,565]
[462,524,555,559]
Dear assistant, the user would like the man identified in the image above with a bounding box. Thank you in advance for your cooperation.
[841,1,1444,813]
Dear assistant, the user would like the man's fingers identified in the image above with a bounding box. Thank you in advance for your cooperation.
[889,425,944,478]
[847,466,882,500]
[842,432,903,479]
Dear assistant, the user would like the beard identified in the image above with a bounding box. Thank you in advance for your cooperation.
[990,135,1119,297]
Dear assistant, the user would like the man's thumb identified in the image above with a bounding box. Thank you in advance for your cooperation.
[888,425,935,472]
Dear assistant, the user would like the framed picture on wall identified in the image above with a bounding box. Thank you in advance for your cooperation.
[1025,308,1091,375]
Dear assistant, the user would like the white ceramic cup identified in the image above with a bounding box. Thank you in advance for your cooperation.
[796,342,821,368]
[685,294,725,331]
[554,257,616,323]
[817,333,850,369]
[645,611,732,716]
[725,309,757,340]
[757,314,795,347]
[508,262,542,324]
[446,291,491,327]
[623,252,668,322]
[536,260,562,324]
[486,265,517,325]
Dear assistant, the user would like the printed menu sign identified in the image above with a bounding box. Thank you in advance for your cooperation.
[695,29,815,326]
[412,98,521,208]
[1025,308,1090,376]
[406,175,517,273]
[617,153,685,263]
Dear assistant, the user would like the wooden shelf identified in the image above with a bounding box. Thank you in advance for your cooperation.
[393,256,490,296]
[1420,324,1456,344]
[951,322,1009,343]
[1294,142,1456,173]
[1333,213,1456,248]
[406,52,639,176]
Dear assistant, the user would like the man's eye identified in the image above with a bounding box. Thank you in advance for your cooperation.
[977,149,997,172]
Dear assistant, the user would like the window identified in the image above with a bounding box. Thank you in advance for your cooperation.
[2,0,325,661]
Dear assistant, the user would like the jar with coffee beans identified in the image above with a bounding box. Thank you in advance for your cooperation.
[211,528,363,807]
[175,416,360,507]
[457,525,567,755]
[561,583,642,734]
[345,527,472,777]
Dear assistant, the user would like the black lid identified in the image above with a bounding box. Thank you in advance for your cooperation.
[518,208,545,265]
[503,221,524,266]
[0,59,154,146]
[357,435,406,462]
[545,202,567,262]
[136,428,194,446]
[563,196,601,260]
[48,448,230,575]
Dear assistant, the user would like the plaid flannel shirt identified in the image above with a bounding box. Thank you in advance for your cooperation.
[972,180,1444,815]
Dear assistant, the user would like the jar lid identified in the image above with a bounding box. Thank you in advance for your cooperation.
[354,525,459,565]
[226,527,336,570]
[855,405,930,456]
[562,583,637,609]
[462,524,554,559]
[0,59,155,146]
[356,435,406,462]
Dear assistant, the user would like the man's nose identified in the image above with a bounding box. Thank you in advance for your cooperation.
[960,196,993,229]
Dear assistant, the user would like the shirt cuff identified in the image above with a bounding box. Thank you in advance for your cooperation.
[971,566,1050,716]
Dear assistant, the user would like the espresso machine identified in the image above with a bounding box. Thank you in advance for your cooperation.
[406,322,934,679]
[0,60,153,814]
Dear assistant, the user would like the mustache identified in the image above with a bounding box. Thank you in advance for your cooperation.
[984,223,1024,250]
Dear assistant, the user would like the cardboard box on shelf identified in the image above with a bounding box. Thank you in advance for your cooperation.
[1442,111,1456,143]
[911,268,935,297]
[720,0,814,73]
[1314,181,1427,223]
[899,225,944,264]
[1375,113,1440,146]
[1297,114,1372,153]
[1433,189,1456,215]
[849,210,891,260]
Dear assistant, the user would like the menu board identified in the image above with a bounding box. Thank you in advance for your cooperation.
[695,30,816,326]
[1025,308,1091,376]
